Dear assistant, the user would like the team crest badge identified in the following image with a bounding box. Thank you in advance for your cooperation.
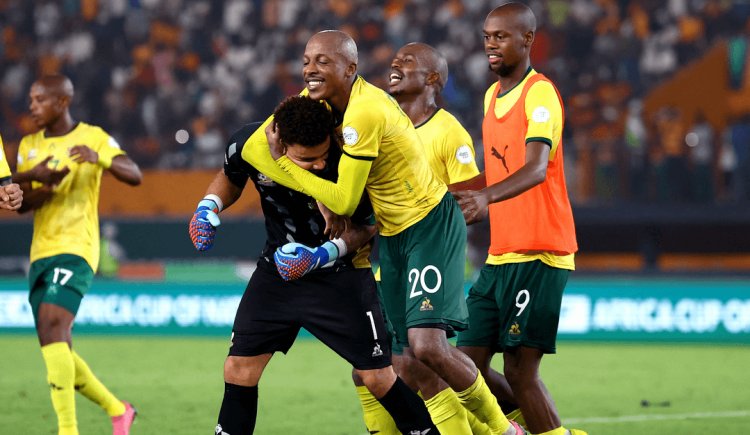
[342,126,359,146]
[257,172,275,186]
[456,145,474,164]
[509,322,521,335]
[419,298,433,311]
[532,106,551,123]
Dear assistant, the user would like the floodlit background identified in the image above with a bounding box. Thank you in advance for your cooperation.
[1,1,749,434]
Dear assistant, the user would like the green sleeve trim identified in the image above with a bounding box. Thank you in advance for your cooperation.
[526,137,552,147]
[414,109,440,129]
[342,150,377,161]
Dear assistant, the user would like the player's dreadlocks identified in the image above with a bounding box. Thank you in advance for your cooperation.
[274,95,335,148]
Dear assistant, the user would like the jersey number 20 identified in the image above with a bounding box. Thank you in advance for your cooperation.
[408,265,442,298]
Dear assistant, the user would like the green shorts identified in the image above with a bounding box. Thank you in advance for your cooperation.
[379,193,468,350]
[28,254,94,321]
[457,260,569,354]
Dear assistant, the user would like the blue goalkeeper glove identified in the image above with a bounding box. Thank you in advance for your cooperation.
[274,239,347,281]
[189,197,222,251]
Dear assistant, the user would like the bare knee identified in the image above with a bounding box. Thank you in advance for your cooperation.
[356,366,396,398]
[36,304,74,346]
[352,368,364,387]
[224,354,271,387]
[410,339,445,367]
[503,349,541,389]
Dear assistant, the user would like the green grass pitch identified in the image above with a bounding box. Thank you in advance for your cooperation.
[1,335,749,434]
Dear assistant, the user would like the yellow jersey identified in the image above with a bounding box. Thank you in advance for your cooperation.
[275,76,447,236]
[17,123,126,271]
[241,115,306,192]
[417,109,479,184]
[483,68,574,270]
[0,135,11,182]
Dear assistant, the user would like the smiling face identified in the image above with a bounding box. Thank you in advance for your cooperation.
[388,44,430,96]
[302,31,357,108]
[483,6,534,77]
[284,136,330,172]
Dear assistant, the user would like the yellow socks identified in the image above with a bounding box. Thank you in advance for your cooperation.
[456,371,510,434]
[424,387,472,434]
[41,342,78,435]
[72,351,125,417]
[355,385,399,435]
[467,410,493,435]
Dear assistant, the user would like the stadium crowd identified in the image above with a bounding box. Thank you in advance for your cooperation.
[1,0,749,204]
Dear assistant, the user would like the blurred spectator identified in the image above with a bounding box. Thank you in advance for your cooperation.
[685,114,716,202]
[729,113,750,202]
[0,0,747,206]
[624,99,648,200]
[652,107,689,202]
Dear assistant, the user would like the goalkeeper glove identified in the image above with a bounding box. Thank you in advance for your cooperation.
[274,239,347,281]
[189,196,222,251]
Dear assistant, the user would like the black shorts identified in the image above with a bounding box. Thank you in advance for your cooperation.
[229,263,392,370]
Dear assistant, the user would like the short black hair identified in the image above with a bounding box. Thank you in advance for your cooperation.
[273,95,334,148]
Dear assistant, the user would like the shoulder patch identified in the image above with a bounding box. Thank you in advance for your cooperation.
[257,172,276,186]
[531,106,550,123]
[342,126,359,146]
[108,137,122,149]
[456,145,474,164]
[227,142,237,159]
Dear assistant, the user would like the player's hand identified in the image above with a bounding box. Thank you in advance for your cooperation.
[317,201,349,239]
[30,156,70,186]
[69,145,99,164]
[265,121,285,160]
[0,183,23,211]
[452,190,489,225]
[273,241,340,281]
[189,199,221,251]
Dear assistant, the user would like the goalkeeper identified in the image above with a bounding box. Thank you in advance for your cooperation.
[190,95,437,435]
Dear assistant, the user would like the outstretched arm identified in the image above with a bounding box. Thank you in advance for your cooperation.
[204,170,244,211]
[189,170,245,252]
[108,155,142,186]
[69,145,141,186]
[454,141,549,225]
[278,154,371,216]
[448,172,486,192]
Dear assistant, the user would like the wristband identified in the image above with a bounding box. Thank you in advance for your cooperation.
[329,238,347,257]
[203,194,224,212]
